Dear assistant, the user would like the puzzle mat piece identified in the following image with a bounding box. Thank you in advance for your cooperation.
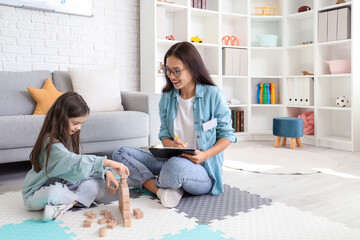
[70,185,155,212]
[61,194,198,240]
[0,191,42,225]
[210,202,360,240]
[175,184,272,225]
[155,225,235,240]
[0,219,75,240]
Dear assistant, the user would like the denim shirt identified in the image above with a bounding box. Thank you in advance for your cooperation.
[158,84,237,195]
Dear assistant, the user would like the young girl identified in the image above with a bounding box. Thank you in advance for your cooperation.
[113,41,236,208]
[22,92,129,221]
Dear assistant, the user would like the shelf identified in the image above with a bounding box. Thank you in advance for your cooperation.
[287,44,314,49]
[318,39,352,47]
[318,73,351,78]
[251,104,283,108]
[318,136,352,144]
[191,8,218,17]
[191,42,218,48]
[222,12,248,20]
[156,2,187,12]
[286,105,314,109]
[251,76,283,79]
[222,75,248,79]
[251,47,283,51]
[251,130,273,135]
[319,2,352,12]
[318,107,351,111]
[235,131,249,136]
[251,16,283,22]
[222,45,248,49]
[228,104,248,108]
[286,10,314,19]
[286,75,314,78]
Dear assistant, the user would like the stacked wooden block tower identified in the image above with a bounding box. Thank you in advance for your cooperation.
[119,173,131,227]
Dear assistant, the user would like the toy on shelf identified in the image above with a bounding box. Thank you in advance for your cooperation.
[336,0,346,4]
[336,96,349,107]
[255,7,276,16]
[166,35,175,41]
[299,41,313,45]
[222,36,239,46]
[257,83,276,104]
[297,112,314,135]
[298,6,311,12]
[302,71,314,76]
[191,36,203,43]
[158,62,164,74]
[157,0,175,4]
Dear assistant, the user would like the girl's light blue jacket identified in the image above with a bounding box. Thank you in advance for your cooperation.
[158,84,236,195]
[22,141,107,202]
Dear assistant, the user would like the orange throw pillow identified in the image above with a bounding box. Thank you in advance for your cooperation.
[27,78,64,115]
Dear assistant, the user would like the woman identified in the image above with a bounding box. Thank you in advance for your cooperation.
[113,41,236,208]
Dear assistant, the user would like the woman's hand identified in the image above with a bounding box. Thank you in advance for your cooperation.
[162,138,188,149]
[105,170,119,193]
[104,159,129,176]
[181,150,209,164]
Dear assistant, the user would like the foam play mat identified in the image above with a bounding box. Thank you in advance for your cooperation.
[1,183,360,240]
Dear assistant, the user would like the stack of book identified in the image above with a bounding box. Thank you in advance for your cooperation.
[231,110,244,132]
[192,0,206,9]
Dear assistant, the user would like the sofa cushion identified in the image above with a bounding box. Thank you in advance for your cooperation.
[0,71,52,116]
[80,111,149,143]
[0,115,45,149]
[68,68,124,112]
[52,71,73,92]
[27,78,64,115]
[0,111,149,149]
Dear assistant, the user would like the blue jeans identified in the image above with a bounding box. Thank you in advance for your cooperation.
[112,146,212,195]
[25,178,103,210]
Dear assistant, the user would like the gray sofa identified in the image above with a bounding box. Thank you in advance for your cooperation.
[0,70,161,164]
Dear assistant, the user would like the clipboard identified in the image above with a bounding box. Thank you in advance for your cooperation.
[149,147,196,161]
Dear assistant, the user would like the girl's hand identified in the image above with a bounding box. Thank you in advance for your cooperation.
[181,150,209,164]
[104,160,129,176]
[105,170,119,193]
[162,138,188,148]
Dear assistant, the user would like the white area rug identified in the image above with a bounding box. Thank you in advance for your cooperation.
[224,143,338,174]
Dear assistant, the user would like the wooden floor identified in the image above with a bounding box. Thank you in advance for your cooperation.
[1,141,359,230]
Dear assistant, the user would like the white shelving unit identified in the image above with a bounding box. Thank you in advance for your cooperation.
[140,0,359,151]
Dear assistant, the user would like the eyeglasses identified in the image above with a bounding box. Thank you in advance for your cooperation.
[163,67,187,77]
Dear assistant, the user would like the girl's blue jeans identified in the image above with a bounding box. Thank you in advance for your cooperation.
[112,146,212,195]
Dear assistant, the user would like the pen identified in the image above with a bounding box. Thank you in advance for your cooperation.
[174,134,186,149]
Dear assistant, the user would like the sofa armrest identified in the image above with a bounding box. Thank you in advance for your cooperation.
[121,91,161,146]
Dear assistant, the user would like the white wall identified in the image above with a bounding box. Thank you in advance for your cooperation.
[0,0,140,91]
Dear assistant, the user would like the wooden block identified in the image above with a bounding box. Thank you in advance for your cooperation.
[133,208,144,219]
[121,186,129,196]
[84,210,93,217]
[123,218,131,227]
[99,227,107,237]
[122,201,130,211]
[274,136,281,148]
[122,210,131,219]
[98,218,107,224]
[83,220,92,228]
[105,212,112,218]
[100,210,107,215]
[281,137,286,146]
[108,186,117,195]
[107,222,116,229]
[106,218,113,223]
[120,177,127,184]
[89,214,97,219]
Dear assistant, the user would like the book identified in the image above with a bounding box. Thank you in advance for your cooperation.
[240,110,244,132]
[236,110,240,132]
[201,0,206,9]
[149,147,196,161]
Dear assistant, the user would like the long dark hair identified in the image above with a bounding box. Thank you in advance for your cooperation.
[29,92,90,173]
[162,41,216,92]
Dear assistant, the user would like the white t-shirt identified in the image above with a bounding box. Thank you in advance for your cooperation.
[174,95,198,150]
